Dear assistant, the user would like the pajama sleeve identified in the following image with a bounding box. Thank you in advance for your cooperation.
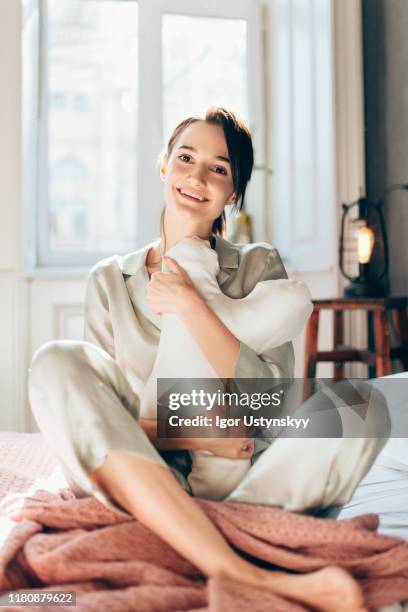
[234,340,295,379]
[232,246,297,380]
[229,245,304,463]
[234,339,296,463]
[83,266,116,359]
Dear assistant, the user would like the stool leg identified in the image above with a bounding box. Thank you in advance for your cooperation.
[304,308,319,399]
[333,310,344,379]
[393,306,408,371]
[373,310,392,377]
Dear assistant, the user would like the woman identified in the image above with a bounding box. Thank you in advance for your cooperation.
[29,108,369,611]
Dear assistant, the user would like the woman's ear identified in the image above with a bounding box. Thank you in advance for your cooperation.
[160,154,168,181]
[227,193,237,206]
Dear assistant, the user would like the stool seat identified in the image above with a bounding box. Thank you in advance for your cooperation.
[309,297,408,311]
[304,296,408,379]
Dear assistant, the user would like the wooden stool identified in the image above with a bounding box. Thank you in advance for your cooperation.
[304,297,408,380]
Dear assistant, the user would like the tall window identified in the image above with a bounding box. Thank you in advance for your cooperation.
[162,15,248,142]
[28,0,263,268]
[39,0,138,263]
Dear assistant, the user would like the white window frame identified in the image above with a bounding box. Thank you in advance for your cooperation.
[137,0,265,247]
[35,0,141,270]
[25,0,265,272]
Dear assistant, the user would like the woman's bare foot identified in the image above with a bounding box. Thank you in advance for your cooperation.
[288,566,366,612]
[226,565,366,612]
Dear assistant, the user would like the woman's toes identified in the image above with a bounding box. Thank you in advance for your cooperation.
[314,566,366,612]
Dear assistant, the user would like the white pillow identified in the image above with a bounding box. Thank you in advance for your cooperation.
[139,236,313,500]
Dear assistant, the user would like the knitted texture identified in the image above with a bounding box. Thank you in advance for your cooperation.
[2,490,408,609]
[1,433,408,611]
[0,432,68,500]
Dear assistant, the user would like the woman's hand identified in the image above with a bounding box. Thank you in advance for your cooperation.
[194,437,255,460]
[147,256,200,316]
[195,411,257,459]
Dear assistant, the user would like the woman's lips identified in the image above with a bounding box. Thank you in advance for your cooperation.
[176,188,209,203]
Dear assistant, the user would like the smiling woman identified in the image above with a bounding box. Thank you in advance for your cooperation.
[28,106,380,611]
[146,107,254,271]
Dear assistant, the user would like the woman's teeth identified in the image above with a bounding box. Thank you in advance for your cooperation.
[178,188,208,202]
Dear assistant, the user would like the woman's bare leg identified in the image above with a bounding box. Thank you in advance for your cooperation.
[88,451,366,612]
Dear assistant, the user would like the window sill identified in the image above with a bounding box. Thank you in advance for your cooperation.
[24,266,90,280]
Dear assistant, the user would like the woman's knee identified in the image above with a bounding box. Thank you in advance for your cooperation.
[31,340,85,377]
[28,340,100,433]
[29,340,92,397]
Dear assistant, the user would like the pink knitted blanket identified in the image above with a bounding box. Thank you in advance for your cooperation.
[1,433,408,611]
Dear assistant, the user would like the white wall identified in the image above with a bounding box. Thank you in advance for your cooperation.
[0,1,88,433]
[0,1,26,431]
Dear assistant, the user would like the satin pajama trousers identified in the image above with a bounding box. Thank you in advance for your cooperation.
[28,340,386,515]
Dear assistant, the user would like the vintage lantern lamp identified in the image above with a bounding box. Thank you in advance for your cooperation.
[339,197,388,297]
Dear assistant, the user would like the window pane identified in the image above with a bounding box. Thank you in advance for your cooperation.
[46,0,138,253]
[162,15,248,144]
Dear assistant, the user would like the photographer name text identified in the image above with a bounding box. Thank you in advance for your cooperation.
[168,414,310,430]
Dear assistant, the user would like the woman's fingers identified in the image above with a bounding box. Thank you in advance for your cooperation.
[238,438,254,457]
[146,257,197,316]
[164,257,194,287]
[164,256,183,275]
[202,437,254,459]
[164,256,186,283]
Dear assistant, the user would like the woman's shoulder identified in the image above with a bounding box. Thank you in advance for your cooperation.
[216,235,288,282]
[215,234,279,259]
[237,240,280,259]
[238,243,288,283]
[87,242,153,282]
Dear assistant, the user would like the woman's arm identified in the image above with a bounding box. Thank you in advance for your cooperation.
[149,251,304,381]
[84,263,244,454]
[139,418,254,459]
[180,290,240,379]
[139,418,200,451]
[149,256,240,379]
[83,265,115,358]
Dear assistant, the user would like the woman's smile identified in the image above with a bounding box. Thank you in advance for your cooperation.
[176,187,210,203]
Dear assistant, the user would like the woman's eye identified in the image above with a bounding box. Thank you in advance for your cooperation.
[213,166,227,175]
[179,154,191,162]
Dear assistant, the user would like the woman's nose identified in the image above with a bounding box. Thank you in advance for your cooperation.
[188,165,206,185]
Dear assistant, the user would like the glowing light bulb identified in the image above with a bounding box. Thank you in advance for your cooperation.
[357,226,375,264]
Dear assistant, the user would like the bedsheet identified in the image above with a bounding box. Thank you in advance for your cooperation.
[339,372,408,542]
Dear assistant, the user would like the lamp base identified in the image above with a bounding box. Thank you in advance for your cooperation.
[343,282,386,298]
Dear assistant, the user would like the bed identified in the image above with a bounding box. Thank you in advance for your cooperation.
[1,374,408,611]
[338,372,408,543]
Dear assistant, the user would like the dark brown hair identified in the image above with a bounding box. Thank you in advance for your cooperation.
[161,107,254,238]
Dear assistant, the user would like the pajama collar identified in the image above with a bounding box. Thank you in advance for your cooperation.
[120,236,240,328]
[119,235,240,277]
[213,235,240,270]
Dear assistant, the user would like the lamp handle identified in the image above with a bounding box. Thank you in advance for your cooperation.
[339,201,359,282]
[374,200,389,282]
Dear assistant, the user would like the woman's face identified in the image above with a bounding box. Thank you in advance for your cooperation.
[162,121,236,226]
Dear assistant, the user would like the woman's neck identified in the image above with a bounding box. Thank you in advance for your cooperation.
[161,212,213,253]
[146,215,214,268]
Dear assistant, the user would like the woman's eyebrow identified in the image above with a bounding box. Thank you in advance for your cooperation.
[216,154,231,164]
[177,145,230,164]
